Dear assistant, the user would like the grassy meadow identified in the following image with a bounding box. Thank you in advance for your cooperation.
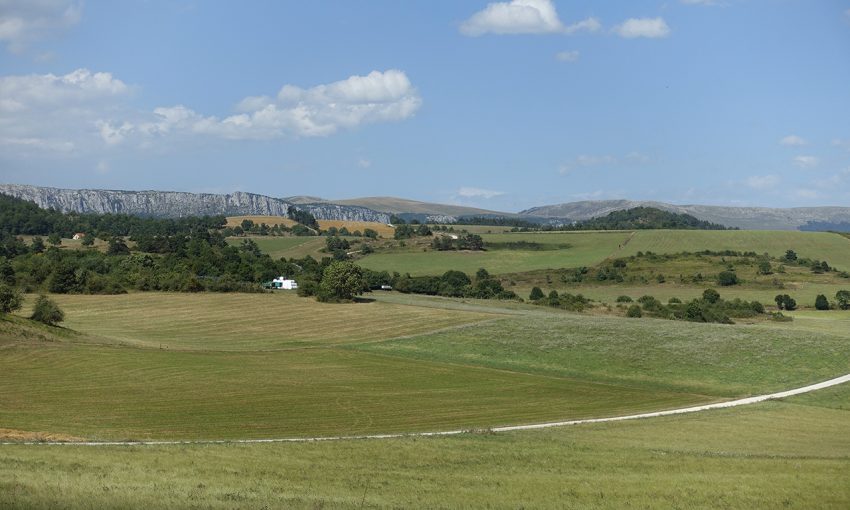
[2,387,849,508]
[3,227,850,508]
[621,229,850,270]
[359,231,631,276]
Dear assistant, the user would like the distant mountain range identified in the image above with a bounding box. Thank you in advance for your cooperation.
[3,184,849,231]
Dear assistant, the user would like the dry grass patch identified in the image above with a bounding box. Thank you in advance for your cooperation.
[225,215,296,228]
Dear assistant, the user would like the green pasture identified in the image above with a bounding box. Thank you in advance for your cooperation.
[225,235,326,260]
[356,308,850,397]
[358,231,630,276]
[621,230,850,270]
[2,388,849,509]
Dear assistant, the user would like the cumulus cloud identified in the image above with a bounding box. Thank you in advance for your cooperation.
[0,68,422,155]
[793,155,819,168]
[0,68,128,154]
[457,187,505,199]
[460,0,599,36]
[555,50,579,62]
[613,18,671,39]
[0,0,82,53]
[745,175,780,190]
[779,134,806,146]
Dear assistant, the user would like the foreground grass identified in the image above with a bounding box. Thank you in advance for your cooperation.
[2,387,848,509]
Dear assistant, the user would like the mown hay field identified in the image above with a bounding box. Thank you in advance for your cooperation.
[317,220,395,237]
[35,292,496,351]
[225,215,296,228]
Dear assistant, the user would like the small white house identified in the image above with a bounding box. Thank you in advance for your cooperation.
[72,233,86,240]
[270,277,298,290]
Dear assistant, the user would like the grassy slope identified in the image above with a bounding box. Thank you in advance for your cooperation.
[37,292,495,351]
[621,230,850,271]
[358,231,630,276]
[355,311,850,397]
[226,235,326,259]
[1,389,848,509]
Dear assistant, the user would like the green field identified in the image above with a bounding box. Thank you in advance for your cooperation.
[226,235,326,259]
[358,231,630,276]
[622,230,850,270]
[3,291,850,443]
[2,387,849,508]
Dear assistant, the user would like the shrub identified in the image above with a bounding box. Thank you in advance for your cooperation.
[836,290,850,310]
[815,294,830,311]
[615,295,633,303]
[668,297,682,304]
[626,304,642,318]
[702,288,720,304]
[30,295,64,325]
[717,271,739,286]
[0,283,23,313]
[529,287,545,301]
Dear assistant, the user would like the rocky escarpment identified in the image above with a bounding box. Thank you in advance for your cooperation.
[0,184,390,223]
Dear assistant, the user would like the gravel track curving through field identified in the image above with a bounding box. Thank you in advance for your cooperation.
[4,372,849,447]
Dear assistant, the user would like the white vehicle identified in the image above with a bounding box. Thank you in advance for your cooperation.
[269,277,298,290]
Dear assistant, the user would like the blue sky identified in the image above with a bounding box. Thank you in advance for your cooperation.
[1,0,849,211]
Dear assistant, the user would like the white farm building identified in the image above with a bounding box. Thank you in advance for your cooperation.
[265,277,298,290]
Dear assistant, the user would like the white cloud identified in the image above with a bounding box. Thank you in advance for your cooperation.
[0,68,128,154]
[793,155,819,168]
[555,50,579,62]
[833,138,850,151]
[779,134,806,146]
[563,17,601,35]
[357,158,371,169]
[681,0,719,5]
[0,0,81,54]
[460,0,599,36]
[745,174,780,190]
[0,68,422,155]
[613,18,671,39]
[457,187,505,199]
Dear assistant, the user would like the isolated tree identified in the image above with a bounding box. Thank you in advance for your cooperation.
[784,249,797,262]
[320,261,365,301]
[81,235,95,247]
[547,290,560,307]
[757,260,772,275]
[0,259,15,285]
[836,290,850,310]
[0,284,22,314]
[31,236,45,254]
[529,287,545,301]
[30,295,64,325]
[241,219,255,231]
[702,288,720,304]
[47,233,61,247]
[107,238,130,256]
[815,294,830,311]
[626,304,642,318]
[363,228,379,240]
[775,294,797,311]
[717,271,738,286]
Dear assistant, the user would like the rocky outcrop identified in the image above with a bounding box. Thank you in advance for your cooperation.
[0,184,390,223]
